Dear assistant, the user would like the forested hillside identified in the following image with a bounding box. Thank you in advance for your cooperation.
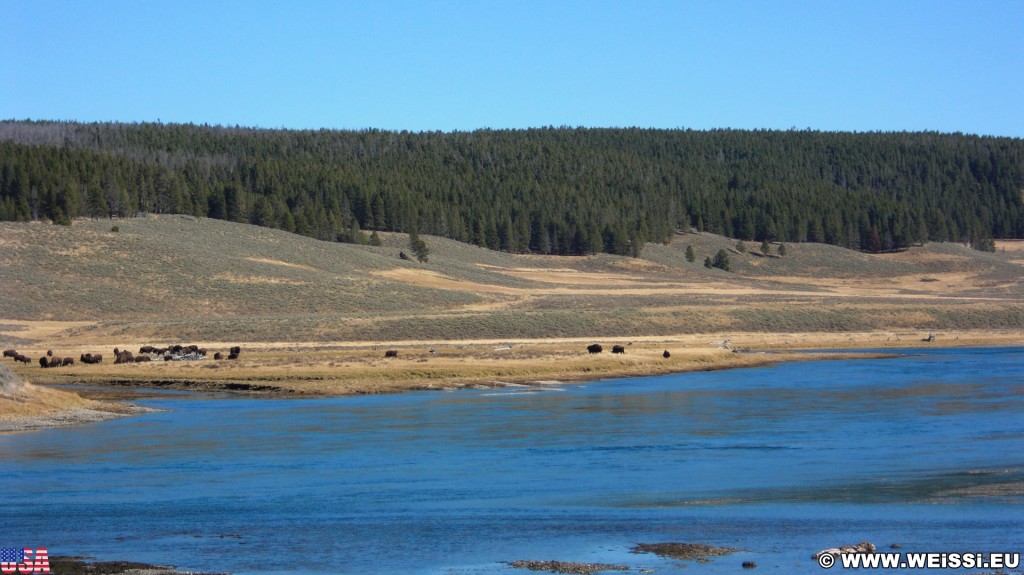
[1,121,1022,255]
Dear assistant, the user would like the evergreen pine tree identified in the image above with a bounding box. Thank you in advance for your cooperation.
[712,249,731,271]
[409,228,430,263]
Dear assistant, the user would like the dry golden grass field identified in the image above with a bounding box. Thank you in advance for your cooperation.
[1,215,1022,424]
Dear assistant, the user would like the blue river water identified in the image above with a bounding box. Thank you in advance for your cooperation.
[2,347,1023,574]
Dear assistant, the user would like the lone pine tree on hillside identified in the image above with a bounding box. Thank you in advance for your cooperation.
[712,249,731,271]
[409,228,430,263]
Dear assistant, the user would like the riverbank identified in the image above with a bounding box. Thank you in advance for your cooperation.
[2,329,1019,433]
[0,366,153,433]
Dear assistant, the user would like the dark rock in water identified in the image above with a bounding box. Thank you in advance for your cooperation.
[48,556,229,575]
[507,560,629,574]
[632,542,740,562]
[813,541,876,560]
[742,560,758,568]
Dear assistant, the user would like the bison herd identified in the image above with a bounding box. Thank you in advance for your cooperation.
[6,341,678,371]
[2,344,243,368]
[585,344,672,358]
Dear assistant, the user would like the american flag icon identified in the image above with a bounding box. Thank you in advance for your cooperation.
[0,547,24,563]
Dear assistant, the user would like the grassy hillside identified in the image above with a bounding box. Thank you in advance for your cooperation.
[2,215,1023,345]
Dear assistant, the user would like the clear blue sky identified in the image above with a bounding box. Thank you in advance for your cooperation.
[4,0,1023,137]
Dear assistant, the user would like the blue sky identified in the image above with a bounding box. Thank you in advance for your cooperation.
[5,0,1023,136]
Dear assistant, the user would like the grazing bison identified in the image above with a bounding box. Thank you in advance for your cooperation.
[612,345,626,354]
[587,344,603,354]
[15,354,31,364]
[114,351,135,364]
[663,350,671,359]
[3,349,17,359]
[139,345,156,354]
[227,352,239,360]
[91,353,103,364]
[384,350,399,358]
[229,346,241,355]
[135,355,151,363]
[48,357,62,368]
[39,356,49,368]
[214,352,223,360]
[62,357,74,367]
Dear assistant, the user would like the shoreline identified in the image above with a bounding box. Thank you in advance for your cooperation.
[2,331,1019,433]
[0,404,159,434]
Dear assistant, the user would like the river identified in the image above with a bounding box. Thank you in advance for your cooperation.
[2,347,1023,574]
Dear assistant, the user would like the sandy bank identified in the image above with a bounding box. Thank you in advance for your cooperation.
[0,404,158,433]
[0,365,153,433]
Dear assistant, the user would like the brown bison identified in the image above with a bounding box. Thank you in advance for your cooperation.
[227,352,239,360]
[214,352,223,360]
[384,350,399,358]
[48,357,62,368]
[3,349,17,359]
[663,350,671,359]
[612,345,626,354]
[47,350,54,357]
[587,344,603,354]
[135,355,151,363]
[15,354,31,364]
[61,357,74,367]
[114,351,135,364]
[139,345,156,354]
[39,356,49,368]
[230,346,241,355]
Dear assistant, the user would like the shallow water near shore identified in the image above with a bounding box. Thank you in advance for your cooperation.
[2,347,1023,574]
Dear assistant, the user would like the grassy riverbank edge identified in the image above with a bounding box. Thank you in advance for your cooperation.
[9,328,1018,432]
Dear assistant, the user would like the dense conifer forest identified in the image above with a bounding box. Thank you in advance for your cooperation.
[1,120,1022,255]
